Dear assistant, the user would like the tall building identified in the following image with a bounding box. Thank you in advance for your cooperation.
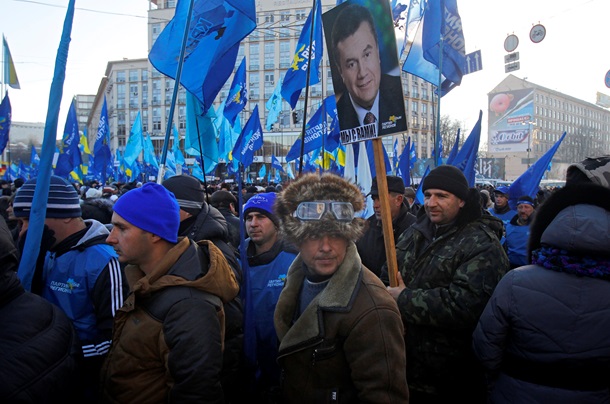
[87,0,439,178]
[488,74,610,178]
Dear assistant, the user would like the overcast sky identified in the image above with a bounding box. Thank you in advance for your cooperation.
[2,0,609,146]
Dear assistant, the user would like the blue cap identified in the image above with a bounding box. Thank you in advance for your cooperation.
[493,186,510,195]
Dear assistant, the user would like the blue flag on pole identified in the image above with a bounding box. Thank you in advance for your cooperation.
[223,56,247,126]
[3,35,20,90]
[258,164,266,179]
[143,133,159,168]
[271,154,284,172]
[285,101,327,162]
[172,125,186,167]
[148,0,256,114]
[415,165,431,204]
[123,111,143,167]
[402,0,465,96]
[232,105,263,167]
[450,110,482,187]
[265,75,284,130]
[281,0,323,109]
[18,0,76,291]
[61,98,82,171]
[398,136,412,186]
[185,91,219,174]
[508,132,567,210]
[93,96,111,182]
[0,92,11,155]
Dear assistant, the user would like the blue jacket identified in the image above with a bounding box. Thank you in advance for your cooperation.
[243,239,297,395]
[42,220,125,357]
[504,215,530,267]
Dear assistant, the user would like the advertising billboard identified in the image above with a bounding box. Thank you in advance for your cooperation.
[488,88,534,153]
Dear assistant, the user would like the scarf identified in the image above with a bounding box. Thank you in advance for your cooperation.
[531,246,610,280]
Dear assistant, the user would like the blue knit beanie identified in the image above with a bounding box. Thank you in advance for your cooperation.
[113,182,180,243]
[13,175,81,218]
[243,192,279,227]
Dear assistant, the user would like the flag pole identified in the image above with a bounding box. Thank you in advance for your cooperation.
[298,0,317,175]
[157,0,195,184]
[434,0,445,169]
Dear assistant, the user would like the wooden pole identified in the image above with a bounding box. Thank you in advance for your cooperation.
[371,138,399,287]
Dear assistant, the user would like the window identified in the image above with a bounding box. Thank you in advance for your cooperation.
[142,69,148,81]
[116,71,126,83]
[265,13,274,23]
[152,108,162,131]
[264,73,275,84]
[280,42,291,68]
[296,9,306,20]
[264,42,275,69]
[280,11,290,22]
[142,110,148,132]
[129,69,139,82]
[152,23,162,42]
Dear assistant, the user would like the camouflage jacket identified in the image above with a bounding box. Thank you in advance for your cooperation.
[395,199,509,398]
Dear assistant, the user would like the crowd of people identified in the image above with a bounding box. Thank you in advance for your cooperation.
[1,155,609,403]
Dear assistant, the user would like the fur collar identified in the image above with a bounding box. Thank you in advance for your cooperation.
[275,242,362,350]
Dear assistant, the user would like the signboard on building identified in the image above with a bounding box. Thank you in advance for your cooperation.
[596,91,610,108]
[488,88,534,153]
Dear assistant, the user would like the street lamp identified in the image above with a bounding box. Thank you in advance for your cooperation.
[521,121,536,168]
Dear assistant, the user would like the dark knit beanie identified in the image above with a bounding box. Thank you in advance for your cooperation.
[113,182,180,243]
[162,175,205,216]
[243,192,279,227]
[422,165,469,200]
[13,175,82,218]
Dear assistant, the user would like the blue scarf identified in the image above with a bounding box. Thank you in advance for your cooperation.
[531,246,610,280]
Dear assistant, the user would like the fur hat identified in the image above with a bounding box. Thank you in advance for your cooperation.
[422,165,469,200]
[274,173,366,244]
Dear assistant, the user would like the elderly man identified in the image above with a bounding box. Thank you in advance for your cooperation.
[356,175,415,277]
[504,195,536,268]
[101,183,239,403]
[387,165,509,403]
[274,173,409,403]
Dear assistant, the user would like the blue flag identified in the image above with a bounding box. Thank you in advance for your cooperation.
[0,92,11,155]
[223,56,247,126]
[365,140,392,179]
[450,111,481,186]
[508,132,567,210]
[265,75,284,130]
[148,0,256,114]
[258,164,266,179]
[93,96,111,183]
[285,101,327,162]
[324,95,341,153]
[415,165,431,205]
[281,0,323,109]
[143,133,159,168]
[398,136,412,186]
[392,139,399,175]
[18,0,76,291]
[185,91,218,174]
[445,128,460,165]
[59,98,82,173]
[232,105,263,167]
[123,111,143,167]
[172,125,186,167]
[271,154,284,172]
[403,0,465,96]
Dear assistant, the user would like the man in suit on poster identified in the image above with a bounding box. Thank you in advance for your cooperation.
[330,3,407,138]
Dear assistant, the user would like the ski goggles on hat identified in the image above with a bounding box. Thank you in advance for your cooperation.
[293,201,354,222]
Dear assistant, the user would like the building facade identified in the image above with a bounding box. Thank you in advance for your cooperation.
[87,0,439,177]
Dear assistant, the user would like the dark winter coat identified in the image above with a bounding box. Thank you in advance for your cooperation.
[356,203,416,277]
[473,184,610,403]
[394,189,509,400]
[0,219,78,403]
[100,238,240,403]
[274,243,409,403]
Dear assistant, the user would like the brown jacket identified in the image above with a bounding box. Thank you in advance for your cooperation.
[274,243,409,403]
[100,238,239,403]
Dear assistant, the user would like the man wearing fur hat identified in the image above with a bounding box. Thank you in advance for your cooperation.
[101,183,239,403]
[274,173,409,403]
[386,165,509,403]
[241,192,298,401]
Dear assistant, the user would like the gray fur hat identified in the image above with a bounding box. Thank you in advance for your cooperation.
[274,173,366,245]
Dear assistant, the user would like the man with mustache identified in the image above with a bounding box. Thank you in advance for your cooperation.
[386,165,509,403]
[274,173,408,402]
